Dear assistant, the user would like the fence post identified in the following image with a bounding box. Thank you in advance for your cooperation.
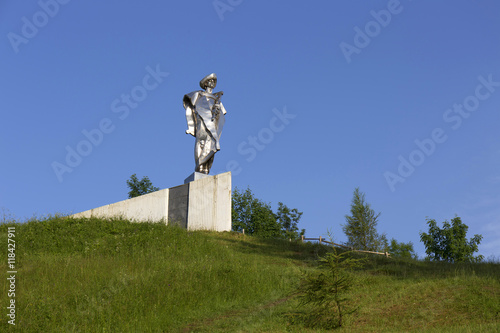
[319,236,322,244]
[242,229,245,235]
[301,235,304,242]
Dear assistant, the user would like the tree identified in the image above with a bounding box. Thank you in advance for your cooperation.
[276,202,305,240]
[126,174,160,198]
[388,238,417,259]
[232,187,305,239]
[420,216,483,263]
[296,249,365,329]
[342,188,387,252]
[232,187,279,238]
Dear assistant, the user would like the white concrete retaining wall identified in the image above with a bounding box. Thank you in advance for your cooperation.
[72,189,169,222]
[71,172,231,231]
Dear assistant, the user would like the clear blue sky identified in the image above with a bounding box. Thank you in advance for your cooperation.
[1,0,499,259]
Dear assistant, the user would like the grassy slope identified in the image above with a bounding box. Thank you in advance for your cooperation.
[0,217,499,332]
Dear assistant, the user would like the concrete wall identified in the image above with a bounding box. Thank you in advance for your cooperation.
[188,172,232,232]
[71,172,231,231]
[71,189,169,223]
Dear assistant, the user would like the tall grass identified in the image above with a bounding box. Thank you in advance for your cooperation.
[0,217,308,332]
[0,217,499,332]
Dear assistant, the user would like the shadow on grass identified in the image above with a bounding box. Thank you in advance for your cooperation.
[352,251,500,280]
[213,232,500,281]
[211,232,331,265]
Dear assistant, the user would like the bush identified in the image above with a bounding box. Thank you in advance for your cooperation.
[420,216,483,263]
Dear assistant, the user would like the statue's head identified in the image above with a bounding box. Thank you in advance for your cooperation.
[200,73,217,90]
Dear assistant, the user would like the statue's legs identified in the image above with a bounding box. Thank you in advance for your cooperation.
[195,144,215,174]
[194,114,219,174]
[194,132,215,174]
[194,139,204,173]
[202,154,214,174]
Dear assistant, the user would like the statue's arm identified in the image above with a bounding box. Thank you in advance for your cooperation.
[213,91,226,115]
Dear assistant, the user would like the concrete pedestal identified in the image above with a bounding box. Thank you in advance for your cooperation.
[184,172,210,184]
[71,172,231,232]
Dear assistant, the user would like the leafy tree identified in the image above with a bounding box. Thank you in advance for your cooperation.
[276,202,305,240]
[420,216,483,263]
[126,174,160,198]
[296,249,365,329]
[388,238,417,259]
[232,187,279,238]
[342,188,387,252]
[232,187,304,239]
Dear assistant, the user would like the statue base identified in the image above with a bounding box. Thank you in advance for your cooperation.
[184,172,210,184]
[71,172,232,232]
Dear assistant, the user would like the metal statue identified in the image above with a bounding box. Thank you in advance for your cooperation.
[183,73,226,174]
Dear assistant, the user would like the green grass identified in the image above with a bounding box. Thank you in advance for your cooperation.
[1,217,499,332]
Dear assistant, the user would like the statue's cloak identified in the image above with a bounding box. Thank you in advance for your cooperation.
[183,90,226,151]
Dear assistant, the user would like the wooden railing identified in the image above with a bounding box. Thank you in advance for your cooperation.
[301,235,390,257]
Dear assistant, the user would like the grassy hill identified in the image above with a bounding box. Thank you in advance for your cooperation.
[0,217,499,332]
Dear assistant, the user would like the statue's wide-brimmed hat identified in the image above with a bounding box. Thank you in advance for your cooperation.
[200,73,217,89]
